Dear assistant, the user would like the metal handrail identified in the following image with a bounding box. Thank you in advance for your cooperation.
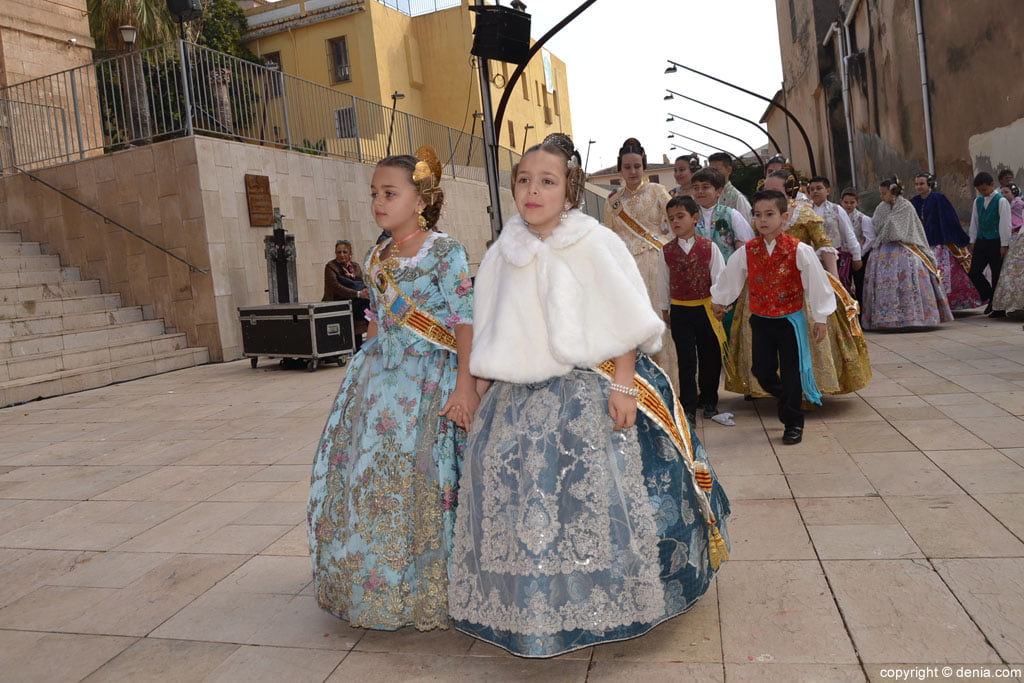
[14,166,209,275]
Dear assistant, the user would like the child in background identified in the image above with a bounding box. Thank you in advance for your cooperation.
[691,166,755,262]
[840,187,876,304]
[712,190,836,445]
[657,194,731,425]
[968,171,1012,318]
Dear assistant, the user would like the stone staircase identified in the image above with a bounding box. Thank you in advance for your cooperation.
[0,229,209,407]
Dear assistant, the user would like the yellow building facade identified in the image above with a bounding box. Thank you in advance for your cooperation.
[242,0,572,151]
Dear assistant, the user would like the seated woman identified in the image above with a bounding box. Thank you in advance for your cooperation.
[862,177,953,329]
[323,239,370,348]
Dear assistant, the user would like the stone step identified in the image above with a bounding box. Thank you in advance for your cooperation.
[0,305,146,339]
[0,319,168,359]
[0,254,60,272]
[0,267,81,288]
[0,280,103,304]
[0,231,21,243]
[0,293,122,321]
[0,332,191,382]
[0,242,41,257]
[0,346,210,407]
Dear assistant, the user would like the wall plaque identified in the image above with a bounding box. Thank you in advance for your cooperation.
[244,174,274,226]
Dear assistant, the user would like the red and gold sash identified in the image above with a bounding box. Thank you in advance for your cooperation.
[947,243,973,273]
[369,243,458,353]
[592,359,729,570]
[903,243,941,281]
[608,195,664,251]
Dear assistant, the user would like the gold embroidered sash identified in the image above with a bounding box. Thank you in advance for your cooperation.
[825,272,863,335]
[369,243,458,353]
[903,243,941,281]
[591,359,729,570]
[609,197,664,251]
[947,243,973,273]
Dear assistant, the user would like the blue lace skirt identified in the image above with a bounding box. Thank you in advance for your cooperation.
[448,354,730,657]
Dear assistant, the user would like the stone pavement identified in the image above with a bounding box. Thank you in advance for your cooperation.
[1,311,1023,682]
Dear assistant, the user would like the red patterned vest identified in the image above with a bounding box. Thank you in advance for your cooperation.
[664,236,713,301]
[747,233,804,317]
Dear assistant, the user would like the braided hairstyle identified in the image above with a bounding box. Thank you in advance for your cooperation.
[879,175,904,197]
[766,169,801,199]
[376,147,445,230]
[915,172,936,189]
[617,137,647,171]
[514,132,587,208]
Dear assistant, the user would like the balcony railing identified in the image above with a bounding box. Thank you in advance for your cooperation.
[0,40,520,185]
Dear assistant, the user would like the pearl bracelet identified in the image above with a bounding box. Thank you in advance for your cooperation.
[609,382,639,398]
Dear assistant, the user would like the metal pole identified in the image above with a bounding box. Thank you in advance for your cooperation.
[69,70,85,159]
[913,0,935,173]
[447,126,455,178]
[667,113,764,170]
[667,131,737,161]
[386,97,398,156]
[177,39,194,137]
[667,60,816,174]
[474,0,503,240]
[781,80,793,160]
[665,89,783,156]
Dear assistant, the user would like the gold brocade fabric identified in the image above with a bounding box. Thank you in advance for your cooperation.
[723,212,871,396]
[603,182,678,389]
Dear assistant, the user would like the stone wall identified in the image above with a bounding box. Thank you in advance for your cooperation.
[0,137,514,362]
[0,0,95,88]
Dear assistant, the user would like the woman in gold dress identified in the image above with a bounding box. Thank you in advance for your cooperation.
[603,137,678,390]
[724,172,871,398]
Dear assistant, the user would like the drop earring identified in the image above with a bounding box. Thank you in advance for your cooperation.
[560,203,569,221]
[417,209,428,231]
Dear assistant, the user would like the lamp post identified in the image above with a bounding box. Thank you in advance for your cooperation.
[522,123,535,155]
[385,91,405,157]
[466,111,484,166]
[584,138,596,173]
[667,113,764,171]
[117,24,153,145]
[666,60,816,174]
[667,132,738,163]
[670,144,702,162]
[664,89,782,157]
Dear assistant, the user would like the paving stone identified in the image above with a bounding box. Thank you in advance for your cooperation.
[81,638,238,682]
[719,560,857,664]
[0,630,135,682]
[823,559,1002,664]
[723,499,815,561]
[933,559,1024,662]
[204,644,346,683]
[326,651,589,682]
[588,661,724,682]
[796,497,897,526]
[883,495,1024,557]
[724,663,866,682]
[852,451,962,496]
[806,524,922,559]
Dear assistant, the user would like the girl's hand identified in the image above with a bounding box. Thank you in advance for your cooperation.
[812,322,827,343]
[608,390,637,431]
[439,385,480,431]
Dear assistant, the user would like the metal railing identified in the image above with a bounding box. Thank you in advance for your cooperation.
[374,0,462,16]
[0,40,521,185]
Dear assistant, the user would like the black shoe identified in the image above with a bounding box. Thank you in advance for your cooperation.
[782,426,803,445]
[743,394,753,401]
[984,302,993,314]
[989,310,1006,318]
[702,405,718,418]
[685,411,697,425]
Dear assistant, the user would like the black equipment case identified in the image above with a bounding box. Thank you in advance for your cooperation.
[238,301,355,371]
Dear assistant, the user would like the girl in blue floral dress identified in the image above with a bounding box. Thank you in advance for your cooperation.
[308,148,477,631]
[448,134,730,657]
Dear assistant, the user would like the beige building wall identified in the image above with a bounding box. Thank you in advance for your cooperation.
[0,137,512,362]
[0,0,94,88]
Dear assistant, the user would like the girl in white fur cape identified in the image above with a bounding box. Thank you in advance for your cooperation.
[447,134,731,658]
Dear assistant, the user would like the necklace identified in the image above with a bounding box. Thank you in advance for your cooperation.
[382,230,421,273]
[626,179,645,199]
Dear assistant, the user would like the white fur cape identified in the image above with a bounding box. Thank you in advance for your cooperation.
[470,210,665,383]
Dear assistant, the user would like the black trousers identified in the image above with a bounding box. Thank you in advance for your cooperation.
[969,237,1003,303]
[670,304,721,416]
[852,251,869,314]
[750,314,804,429]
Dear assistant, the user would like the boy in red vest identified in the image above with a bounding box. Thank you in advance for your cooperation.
[711,190,836,445]
[657,195,727,425]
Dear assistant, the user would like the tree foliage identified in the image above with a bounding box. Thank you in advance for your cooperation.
[87,0,176,51]
[196,0,260,62]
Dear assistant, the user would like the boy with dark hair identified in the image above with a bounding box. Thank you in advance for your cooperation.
[840,188,875,305]
[998,169,1014,188]
[711,190,835,445]
[807,176,862,293]
[690,166,754,262]
[708,152,752,224]
[657,194,728,425]
[968,171,1012,317]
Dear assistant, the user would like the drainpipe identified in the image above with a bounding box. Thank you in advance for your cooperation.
[913,0,936,173]
[825,21,857,189]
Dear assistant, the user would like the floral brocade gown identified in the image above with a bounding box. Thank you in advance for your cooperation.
[308,233,473,631]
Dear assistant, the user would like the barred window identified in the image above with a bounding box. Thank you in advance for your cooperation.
[328,37,351,84]
[263,51,282,98]
[334,106,357,138]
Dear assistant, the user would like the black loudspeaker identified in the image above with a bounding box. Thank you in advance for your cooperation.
[167,0,203,21]
[468,5,531,66]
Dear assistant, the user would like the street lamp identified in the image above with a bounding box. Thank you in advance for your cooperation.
[665,59,816,174]
[584,138,596,173]
[522,123,535,155]
[667,113,764,170]
[665,89,783,157]
[670,144,702,162]
[667,132,738,163]
[466,111,484,165]
[385,91,405,156]
[118,24,138,49]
